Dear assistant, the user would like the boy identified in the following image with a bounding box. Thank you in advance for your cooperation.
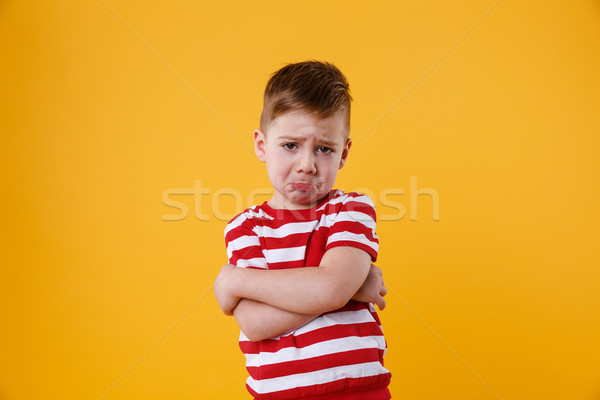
[214,61,391,399]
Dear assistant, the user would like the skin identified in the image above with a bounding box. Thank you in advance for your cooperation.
[255,110,351,210]
[214,110,387,341]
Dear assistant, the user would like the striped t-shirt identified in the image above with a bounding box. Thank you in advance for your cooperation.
[224,190,391,400]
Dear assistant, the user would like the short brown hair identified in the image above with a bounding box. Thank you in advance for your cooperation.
[260,61,352,132]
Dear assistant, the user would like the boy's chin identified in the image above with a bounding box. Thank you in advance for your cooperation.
[286,191,329,209]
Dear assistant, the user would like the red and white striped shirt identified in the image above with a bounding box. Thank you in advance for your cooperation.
[224,190,391,400]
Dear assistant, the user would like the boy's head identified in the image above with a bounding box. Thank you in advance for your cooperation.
[254,61,354,210]
[260,61,352,135]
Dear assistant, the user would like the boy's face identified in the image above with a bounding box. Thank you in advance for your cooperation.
[254,110,351,210]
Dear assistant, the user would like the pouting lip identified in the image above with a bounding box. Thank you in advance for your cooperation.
[289,182,318,191]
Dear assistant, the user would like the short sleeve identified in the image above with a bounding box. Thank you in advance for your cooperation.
[325,193,379,261]
[224,213,268,269]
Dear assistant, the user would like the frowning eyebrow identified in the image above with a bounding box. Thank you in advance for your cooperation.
[279,136,339,147]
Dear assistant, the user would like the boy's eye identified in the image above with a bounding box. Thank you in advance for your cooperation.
[283,143,297,150]
[317,146,333,154]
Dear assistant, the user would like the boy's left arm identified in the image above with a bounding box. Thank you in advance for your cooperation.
[214,246,376,315]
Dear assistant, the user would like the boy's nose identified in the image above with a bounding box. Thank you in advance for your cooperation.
[296,150,316,174]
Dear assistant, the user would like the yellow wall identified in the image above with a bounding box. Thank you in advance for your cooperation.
[1,1,599,399]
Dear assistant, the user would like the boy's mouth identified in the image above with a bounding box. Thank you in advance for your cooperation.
[290,182,318,192]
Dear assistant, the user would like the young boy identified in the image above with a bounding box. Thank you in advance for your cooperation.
[214,61,391,399]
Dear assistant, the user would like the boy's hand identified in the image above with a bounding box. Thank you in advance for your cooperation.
[214,264,241,316]
[352,264,387,310]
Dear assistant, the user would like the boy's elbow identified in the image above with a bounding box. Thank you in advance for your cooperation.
[236,316,261,342]
[241,321,269,342]
[322,298,348,313]
[319,282,354,312]
[316,260,367,313]
[241,328,262,342]
[236,311,272,342]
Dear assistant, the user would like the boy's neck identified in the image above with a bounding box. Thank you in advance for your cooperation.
[266,191,334,211]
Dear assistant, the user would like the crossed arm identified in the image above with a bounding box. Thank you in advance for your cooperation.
[214,246,387,341]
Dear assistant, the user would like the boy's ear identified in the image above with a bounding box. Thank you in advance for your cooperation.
[254,129,266,162]
[338,138,352,169]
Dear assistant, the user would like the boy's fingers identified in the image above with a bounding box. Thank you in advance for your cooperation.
[381,286,388,297]
[370,264,382,276]
[378,297,386,310]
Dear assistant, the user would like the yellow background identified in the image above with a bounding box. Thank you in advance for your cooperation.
[1,1,599,399]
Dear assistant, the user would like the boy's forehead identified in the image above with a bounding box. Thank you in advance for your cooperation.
[267,110,349,138]
[277,133,341,147]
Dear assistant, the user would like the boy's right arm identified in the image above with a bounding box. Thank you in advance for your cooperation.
[220,263,386,342]
[233,299,319,342]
